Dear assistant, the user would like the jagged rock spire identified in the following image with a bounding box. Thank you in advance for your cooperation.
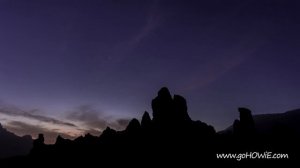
[141,111,151,129]
[151,87,191,127]
[32,133,45,153]
[152,87,173,124]
[173,95,191,122]
[55,135,70,145]
[233,107,255,136]
[37,134,44,144]
[126,118,141,133]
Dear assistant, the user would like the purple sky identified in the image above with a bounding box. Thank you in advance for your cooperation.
[0,0,300,143]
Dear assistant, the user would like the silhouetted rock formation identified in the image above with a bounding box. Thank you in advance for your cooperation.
[233,107,256,136]
[25,87,218,163]
[149,87,216,142]
[30,134,46,156]
[233,119,241,135]
[151,87,173,126]
[173,95,191,122]
[3,87,299,167]
[125,118,141,134]
[141,111,151,130]
[239,108,255,134]
[100,126,117,141]
[34,134,45,146]
[55,135,72,146]
[192,120,216,136]
[151,88,191,129]
[0,123,33,159]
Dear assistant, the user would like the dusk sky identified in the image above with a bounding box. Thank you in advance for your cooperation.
[0,0,300,143]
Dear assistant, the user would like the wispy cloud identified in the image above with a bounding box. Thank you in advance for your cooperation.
[0,102,82,144]
[66,105,130,134]
[106,0,163,66]
[123,0,162,51]
[0,104,77,127]
[0,103,130,144]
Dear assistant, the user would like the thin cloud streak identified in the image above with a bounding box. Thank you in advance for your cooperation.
[0,104,77,127]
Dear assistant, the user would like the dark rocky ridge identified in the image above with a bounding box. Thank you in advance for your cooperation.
[0,123,33,159]
[2,87,299,167]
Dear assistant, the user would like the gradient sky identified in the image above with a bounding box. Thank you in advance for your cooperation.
[0,0,300,143]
